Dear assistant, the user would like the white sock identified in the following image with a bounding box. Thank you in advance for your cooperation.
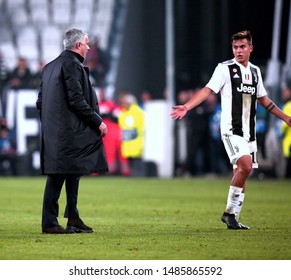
[235,192,245,221]
[225,186,243,214]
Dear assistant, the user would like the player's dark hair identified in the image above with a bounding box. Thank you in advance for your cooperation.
[231,30,252,45]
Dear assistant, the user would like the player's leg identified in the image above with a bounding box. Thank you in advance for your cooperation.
[231,141,258,229]
[221,135,252,229]
[227,156,252,229]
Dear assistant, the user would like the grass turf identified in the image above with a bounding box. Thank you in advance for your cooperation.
[0,176,290,260]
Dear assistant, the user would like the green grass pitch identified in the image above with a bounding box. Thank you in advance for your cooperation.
[0,176,290,260]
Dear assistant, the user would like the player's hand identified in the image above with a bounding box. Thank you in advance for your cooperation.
[286,116,291,127]
[99,122,108,137]
[170,105,188,120]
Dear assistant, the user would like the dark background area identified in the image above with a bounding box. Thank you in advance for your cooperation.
[117,0,290,101]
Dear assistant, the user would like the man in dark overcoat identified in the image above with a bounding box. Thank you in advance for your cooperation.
[36,28,108,234]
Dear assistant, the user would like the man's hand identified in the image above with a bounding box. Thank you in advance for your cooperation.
[285,116,291,127]
[99,122,108,137]
[170,105,188,120]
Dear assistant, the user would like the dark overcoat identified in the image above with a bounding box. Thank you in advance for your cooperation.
[36,50,108,175]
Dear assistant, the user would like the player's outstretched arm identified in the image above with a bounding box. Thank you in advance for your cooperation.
[258,95,291,127]
[170,87,212,120]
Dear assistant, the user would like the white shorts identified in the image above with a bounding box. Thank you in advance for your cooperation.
[222,134,258,169]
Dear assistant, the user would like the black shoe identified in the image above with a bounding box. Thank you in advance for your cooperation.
[227,222,250,230]
[42,225,75,234]
[221,212,240,229]
[238,223,250,230]
[66,218,93,233]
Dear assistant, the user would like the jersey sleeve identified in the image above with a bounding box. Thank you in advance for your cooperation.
[256,66,268,98]
[206,63,226,94]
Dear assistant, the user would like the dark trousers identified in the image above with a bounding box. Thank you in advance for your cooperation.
[42,174,81,228]
[285,156,291,178]
[128,158,145,177]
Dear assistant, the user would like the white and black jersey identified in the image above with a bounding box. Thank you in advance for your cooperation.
[206,58,267,142]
